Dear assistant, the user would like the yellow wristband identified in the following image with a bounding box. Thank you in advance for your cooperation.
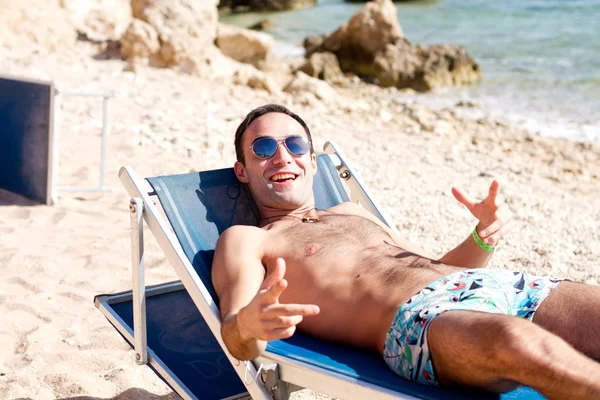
[472,227,495,252]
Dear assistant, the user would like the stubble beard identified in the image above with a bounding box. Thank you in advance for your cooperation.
[257,177,313,211]
[266,186,310,210]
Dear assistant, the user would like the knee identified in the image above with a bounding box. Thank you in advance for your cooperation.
[491,317,553,368]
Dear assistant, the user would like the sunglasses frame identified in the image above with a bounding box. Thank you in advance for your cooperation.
[248,135,312,160]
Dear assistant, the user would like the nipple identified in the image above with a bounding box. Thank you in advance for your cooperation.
[304,243,319,256]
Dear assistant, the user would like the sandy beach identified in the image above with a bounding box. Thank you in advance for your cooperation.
[1,1,599,399]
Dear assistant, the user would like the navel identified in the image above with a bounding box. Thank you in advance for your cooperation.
[304,243,319,256]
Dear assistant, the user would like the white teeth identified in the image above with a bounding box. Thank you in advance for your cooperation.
[271,173,296,181]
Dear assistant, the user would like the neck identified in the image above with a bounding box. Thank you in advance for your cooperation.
[258,203,318,227]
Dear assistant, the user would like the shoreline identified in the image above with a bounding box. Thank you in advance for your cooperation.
[268,39,600,144]
[220,0,600,145]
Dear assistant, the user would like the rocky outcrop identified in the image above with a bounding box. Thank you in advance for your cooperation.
[284,71,338,102]
[305,0,481,91]
[130,0,228,75]
[216,24,274,67]
[0,0,77,54]
[218,0,316,11]
[120,18,160,65]
[248,20,275,31]
[298,52,344,83]
[62,0,132,42]
[233,64,280,93]
[371,42,482,91]
[311,0,404,57]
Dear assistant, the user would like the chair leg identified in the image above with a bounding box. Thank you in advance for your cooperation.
[130,197,147,365]
[261,363,291,400]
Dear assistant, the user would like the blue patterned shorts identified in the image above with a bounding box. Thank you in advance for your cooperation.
[382,268,566,385]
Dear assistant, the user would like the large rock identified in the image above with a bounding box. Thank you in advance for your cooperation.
[364,41,481,91]
[218,0,316,11]
[233,64,280,93]
[248,20,275,31]
[283,71,337,102]
[131,0,220,75]
[315,0,403,58]
[61,0,132,42]
[259,58,305,89]
[0,0,77,54]
[306,0,481,91]
[120,18,160,65]
[216,23,274,67]
[298,52,344,83]
[412,43,481,91]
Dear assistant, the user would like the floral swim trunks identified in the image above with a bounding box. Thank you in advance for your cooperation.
[382,268,566,386]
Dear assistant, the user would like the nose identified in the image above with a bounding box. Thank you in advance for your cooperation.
[271,142,293,165]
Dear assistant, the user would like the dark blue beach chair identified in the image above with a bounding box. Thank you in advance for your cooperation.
[95,142,546,400]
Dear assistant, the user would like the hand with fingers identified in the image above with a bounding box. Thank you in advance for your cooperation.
[237,258,320,342]
[452,180,513,247]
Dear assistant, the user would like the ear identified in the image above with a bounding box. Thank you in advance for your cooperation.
[311,153,317,176]
[234,161,249,183]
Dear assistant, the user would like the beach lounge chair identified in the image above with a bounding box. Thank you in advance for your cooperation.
[95,141,546,400]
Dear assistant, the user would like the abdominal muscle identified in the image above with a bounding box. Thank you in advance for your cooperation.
[262,216,463,354]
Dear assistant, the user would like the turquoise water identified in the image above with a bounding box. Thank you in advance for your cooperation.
[221,0,600,142]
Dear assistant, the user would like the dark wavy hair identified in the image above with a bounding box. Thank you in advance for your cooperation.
[234,104,314,164]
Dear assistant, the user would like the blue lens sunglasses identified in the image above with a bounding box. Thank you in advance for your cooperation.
[248,136,311,160]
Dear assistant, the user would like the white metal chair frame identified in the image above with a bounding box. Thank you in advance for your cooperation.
[99,141,414,400]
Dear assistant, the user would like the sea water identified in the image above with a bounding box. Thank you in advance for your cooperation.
[221,0,600,142]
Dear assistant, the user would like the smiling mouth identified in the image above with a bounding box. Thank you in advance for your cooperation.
[269,173,298,183]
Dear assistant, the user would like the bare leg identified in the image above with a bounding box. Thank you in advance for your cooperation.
[427,310,600,399]
[532,281,600,361]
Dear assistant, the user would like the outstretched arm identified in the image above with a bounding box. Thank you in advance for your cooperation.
[213,226,267,360]
[439,180,512,268]
[213,227,319,361]
[332,180,511,268]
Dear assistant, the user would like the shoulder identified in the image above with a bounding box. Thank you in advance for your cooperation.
[327,201,368,216]
[214,225,265,262]
[327,201,387,228]
[212,225,267,304]
[213,225,265,274]
[217,224,266,247]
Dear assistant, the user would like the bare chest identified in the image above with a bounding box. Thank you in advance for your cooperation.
[274,213,392,253]
[262,214,400,283]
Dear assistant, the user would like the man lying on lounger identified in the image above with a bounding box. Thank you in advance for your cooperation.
[212,103,600,399]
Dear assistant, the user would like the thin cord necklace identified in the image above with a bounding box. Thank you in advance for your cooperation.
[259,208,320,224]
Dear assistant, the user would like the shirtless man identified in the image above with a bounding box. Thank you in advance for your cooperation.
[212,104,600,399]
